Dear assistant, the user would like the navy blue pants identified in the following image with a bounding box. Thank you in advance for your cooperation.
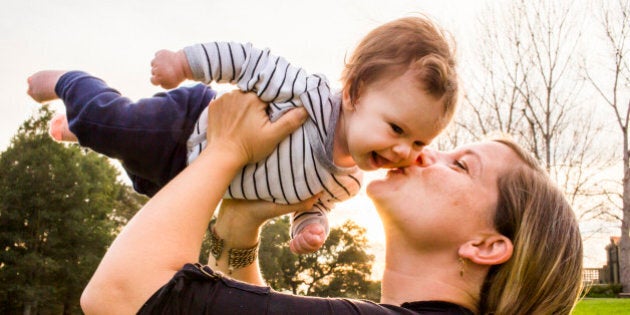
[55,71,217,196]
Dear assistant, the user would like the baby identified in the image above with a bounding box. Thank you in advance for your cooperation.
[27,16,458,254]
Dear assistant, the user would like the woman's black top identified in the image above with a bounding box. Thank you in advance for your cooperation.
[138,263,474,315]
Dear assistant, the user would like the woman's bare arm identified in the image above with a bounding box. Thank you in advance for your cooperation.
[80,91,307,315]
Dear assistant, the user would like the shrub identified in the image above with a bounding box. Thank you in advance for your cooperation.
[582,284,623,298]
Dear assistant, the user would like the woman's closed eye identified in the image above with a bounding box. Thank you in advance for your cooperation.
[454,159,468,172]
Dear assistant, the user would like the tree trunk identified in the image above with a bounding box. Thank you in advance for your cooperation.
[23,300,36,315]
[621,131,630,293]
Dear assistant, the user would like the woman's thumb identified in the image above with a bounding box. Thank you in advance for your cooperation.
[271,195,320,217]
[271,108,308,139]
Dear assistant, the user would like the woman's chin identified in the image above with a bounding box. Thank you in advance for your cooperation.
[366,179,388,201]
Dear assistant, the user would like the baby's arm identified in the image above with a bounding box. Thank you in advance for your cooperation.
[155,42,316,106]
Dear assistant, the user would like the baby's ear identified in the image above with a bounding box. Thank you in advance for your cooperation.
[458,234,513,266]
[341,89,356,112]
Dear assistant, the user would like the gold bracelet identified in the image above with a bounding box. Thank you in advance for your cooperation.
[227,244,258,273]
[209,224,258,274]
[209,225,224,262]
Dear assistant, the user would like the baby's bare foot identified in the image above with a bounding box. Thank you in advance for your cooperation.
[49,113,78,142]
[27,70,67,103]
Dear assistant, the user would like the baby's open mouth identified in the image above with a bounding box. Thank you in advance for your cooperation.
[371,151,392,168]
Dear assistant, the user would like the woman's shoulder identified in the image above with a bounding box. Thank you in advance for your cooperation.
[399,301,475,315]
[139,264,473,315]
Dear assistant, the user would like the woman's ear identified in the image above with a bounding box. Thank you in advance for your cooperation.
[458,234,513,266]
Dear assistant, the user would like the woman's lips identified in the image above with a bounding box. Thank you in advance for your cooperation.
[387,167,405,175]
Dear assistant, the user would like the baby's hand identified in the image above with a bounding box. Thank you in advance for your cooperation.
[289,223,326,254]
[150,49,191,89]
[27,70,66,103]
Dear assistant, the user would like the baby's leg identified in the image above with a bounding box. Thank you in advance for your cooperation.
[51,71,216,196]
[49,114,78,142]
[28,71,79,142]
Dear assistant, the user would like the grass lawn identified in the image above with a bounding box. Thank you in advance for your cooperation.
[573,298,630,314]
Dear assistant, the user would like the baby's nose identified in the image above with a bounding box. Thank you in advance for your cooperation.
[393,143,412,159]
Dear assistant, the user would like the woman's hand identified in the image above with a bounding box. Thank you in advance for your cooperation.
[210,197,318,284]
[216,197,319,235]
[206,91,308,165]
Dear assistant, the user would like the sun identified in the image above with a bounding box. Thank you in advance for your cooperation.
[330,170,387,278]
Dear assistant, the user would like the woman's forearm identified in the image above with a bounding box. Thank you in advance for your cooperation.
[82,146,244,314]
[80,92,307,314]
[209,204,265,285]
[207,196,319,285]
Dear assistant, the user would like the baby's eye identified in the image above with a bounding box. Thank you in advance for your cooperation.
[413,141,424,149]
[390,123,403,134]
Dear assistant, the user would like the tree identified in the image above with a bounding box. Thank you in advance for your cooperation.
[258,216,380,301]
[0,105,140,314]
[584,0,630,293]
[456,0,616,256]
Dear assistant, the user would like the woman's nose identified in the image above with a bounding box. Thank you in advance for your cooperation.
[416,148,437,166]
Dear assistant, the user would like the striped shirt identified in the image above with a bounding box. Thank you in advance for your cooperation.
[184,42,362,237]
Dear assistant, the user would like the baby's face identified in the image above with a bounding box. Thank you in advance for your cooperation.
[341,71,445,171]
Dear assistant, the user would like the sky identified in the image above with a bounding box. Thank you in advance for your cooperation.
[0,0,612,274]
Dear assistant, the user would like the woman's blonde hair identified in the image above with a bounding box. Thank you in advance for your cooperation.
[478,138,583,314]
[341,16,459,128]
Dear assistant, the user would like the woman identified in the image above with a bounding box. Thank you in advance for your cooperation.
[80,91,583,314]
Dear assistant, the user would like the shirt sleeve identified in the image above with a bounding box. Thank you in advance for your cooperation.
[138,263,416,315]
[184,41,311,103]
[183,42,333,123]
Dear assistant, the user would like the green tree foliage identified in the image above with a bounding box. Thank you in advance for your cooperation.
[259,216,381,302]
[0,105,142,314]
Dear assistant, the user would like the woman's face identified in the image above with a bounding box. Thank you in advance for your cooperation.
[367,141,521,249]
